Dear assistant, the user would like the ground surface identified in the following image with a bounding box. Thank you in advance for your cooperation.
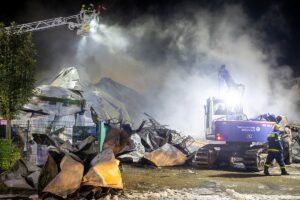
[121,164,300,200]
[1,164,300,199]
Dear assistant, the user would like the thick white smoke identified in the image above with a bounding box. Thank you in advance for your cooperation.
[74,4,300,137]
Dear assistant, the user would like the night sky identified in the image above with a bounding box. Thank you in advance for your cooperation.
[1,0,300,77]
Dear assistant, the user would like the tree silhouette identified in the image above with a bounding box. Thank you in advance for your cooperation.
[0,23,36,140]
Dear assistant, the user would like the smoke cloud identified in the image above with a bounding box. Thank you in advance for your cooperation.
[32,3,300,137]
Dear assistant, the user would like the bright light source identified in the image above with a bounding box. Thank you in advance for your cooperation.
[224,90,241,106]
[89,19,99,34]
[90,19,97,27]
[90,27,96,33]
[221,88,243,112]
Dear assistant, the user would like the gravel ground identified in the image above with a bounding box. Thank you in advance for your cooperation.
[120,188,300,200]
[122,188,231,200]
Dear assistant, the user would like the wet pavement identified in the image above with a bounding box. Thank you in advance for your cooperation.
[121,164,300,199]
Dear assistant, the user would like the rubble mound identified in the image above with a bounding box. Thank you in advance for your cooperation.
[96,77,149,126]
[16,67,132,140]
[51,67,84,91]
[0,136,123,199]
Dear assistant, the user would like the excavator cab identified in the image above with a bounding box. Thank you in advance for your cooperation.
[204,97,246,140]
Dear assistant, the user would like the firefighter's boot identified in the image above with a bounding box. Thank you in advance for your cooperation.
[281,168,289,175]
[264,166,270,176]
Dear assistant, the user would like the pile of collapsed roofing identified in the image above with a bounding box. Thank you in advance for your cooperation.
[1,135,123,199]
[16,67,147,137]
[1,114,203,199]
[117,113,203,167]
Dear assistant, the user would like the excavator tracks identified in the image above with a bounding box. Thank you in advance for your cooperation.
[192,146,217,168]
[192,145,268,171]
[243,148,267,171]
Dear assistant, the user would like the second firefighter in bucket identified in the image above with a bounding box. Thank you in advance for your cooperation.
[264,124,289,176]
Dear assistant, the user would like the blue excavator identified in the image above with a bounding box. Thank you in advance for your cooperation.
[192,65,275,171]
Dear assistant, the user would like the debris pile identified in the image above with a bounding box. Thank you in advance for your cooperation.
[292,130,300,163]
[117,113,205,167]
[14,67,133,142]
[96,77,150,125]
[0,135,123,199]
[1,113,204,199]
[143,143,187,167]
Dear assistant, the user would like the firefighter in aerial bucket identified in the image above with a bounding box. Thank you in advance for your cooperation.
[264,124,289,176]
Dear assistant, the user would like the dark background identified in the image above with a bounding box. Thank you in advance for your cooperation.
[1,0,300,77]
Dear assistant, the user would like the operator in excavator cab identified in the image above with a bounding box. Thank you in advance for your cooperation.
[264,124,289,176]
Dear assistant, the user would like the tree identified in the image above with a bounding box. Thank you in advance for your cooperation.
[0,23,36,140]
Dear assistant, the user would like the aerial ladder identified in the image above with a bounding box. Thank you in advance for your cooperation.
[5,4,103,35]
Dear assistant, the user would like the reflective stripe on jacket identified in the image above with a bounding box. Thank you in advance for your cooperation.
[268,148,280,152]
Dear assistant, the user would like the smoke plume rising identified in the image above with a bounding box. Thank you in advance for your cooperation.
[32,3,300,137]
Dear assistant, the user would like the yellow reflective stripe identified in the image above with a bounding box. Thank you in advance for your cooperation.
[268,149,280,152]
[268,133,276,138]
[264,164,270,167]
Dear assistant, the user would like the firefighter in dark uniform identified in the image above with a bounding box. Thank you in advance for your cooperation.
[264,124,289,176]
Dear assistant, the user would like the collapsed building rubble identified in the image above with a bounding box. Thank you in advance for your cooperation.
[117,113,205,166]
[292,128,300,163]
[96,77,150,125]
[1,136,123,199]
[0,112,204,198]
[14,67,133,143]
[143,143,187,167]
[5,67,203,168]
[0,160,37,190]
